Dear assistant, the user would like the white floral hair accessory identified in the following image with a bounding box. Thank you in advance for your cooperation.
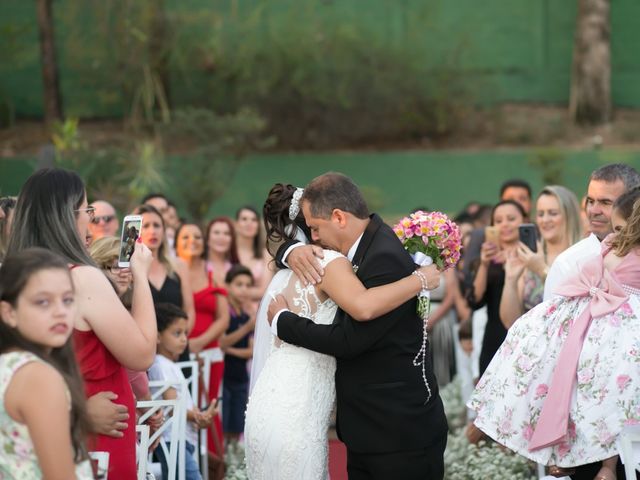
[288,187,304,220]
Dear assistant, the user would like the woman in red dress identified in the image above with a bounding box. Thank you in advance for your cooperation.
[176,222,230,455]
[7,169,157,479]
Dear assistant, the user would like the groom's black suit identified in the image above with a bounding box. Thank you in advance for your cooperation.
[275,214,448,479]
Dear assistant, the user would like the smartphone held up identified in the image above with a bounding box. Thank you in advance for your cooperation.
[518,224,538,253]
[118,215,142,267]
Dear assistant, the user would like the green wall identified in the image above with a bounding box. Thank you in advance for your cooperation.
[4,149,640,218]
[2,0,640,118]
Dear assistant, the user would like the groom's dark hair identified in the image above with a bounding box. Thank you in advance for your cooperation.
[303,172,369,219]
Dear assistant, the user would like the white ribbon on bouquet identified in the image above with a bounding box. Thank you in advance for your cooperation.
[410,251,433,403]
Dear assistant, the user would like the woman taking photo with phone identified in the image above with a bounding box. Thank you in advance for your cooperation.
[499,186,582,328]
[468,200,527,377]
[7,168,157,478]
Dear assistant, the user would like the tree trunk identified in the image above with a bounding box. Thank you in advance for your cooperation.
[569,0,611,125]
[36,0,63,124]
[149,0,171,106]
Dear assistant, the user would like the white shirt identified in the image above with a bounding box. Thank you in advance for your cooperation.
[147,354,198,446]
[542,233,601,301]
[271,232,364,335]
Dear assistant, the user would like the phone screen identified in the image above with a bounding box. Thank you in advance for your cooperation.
[118,217,142,265]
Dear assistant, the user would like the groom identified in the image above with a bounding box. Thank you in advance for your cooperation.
[268,172,448,480]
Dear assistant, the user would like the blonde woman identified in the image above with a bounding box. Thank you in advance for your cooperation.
[499,186,581,328]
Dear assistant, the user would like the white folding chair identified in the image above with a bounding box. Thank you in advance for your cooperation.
[618,424,640,479]
[175,360,202,472]
[138,379,188,480]
[136,424,151,480]
[191,348,223,480]
[88,451,110,480]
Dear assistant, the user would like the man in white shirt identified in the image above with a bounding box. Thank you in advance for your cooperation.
[543,163,640,300]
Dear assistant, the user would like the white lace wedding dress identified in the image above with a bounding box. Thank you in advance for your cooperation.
[244,251,341,480]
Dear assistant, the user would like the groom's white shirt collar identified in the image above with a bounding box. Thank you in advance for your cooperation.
[347,232,364,263]
[272,231,364,336]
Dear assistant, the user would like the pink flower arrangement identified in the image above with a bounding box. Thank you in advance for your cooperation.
[393,210,462,271]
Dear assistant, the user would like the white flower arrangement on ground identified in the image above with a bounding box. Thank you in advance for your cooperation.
[224,442,248,480]
[441,378,537,480]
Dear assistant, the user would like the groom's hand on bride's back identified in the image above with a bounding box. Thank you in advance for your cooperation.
[288,245,325,285]
[267,294,290,326]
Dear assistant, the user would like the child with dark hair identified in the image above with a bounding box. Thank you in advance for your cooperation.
[0,248,93,478]
[148,303,217,480]
[220,265,255,452]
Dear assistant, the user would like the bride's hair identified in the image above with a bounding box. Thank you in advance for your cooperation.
[263,183,305,257]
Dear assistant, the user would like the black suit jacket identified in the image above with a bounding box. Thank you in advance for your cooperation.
[276,214,448,454]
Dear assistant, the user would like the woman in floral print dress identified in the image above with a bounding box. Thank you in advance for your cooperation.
[469,197,640,478]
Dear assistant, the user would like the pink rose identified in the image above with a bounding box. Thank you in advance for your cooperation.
[522,424,534,441]
[517,355,533,372]
[621,303,632,315]
[617,375,631,392]
[535,384,549,399]
[624,418,640,426]
[557,441,570,458]
[578,368,594,384]
[609,314,622,327]
[545,304,557,316]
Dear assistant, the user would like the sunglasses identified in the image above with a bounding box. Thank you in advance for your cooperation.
[91,215,116,225]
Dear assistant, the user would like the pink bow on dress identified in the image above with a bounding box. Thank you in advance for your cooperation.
[528,256,628,451]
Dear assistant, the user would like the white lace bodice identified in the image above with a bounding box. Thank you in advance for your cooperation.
[245,249,344,479]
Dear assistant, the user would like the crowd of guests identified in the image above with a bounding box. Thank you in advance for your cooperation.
[1,162,639,479]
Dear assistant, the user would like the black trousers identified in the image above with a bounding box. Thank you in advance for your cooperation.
[346,437,447,480]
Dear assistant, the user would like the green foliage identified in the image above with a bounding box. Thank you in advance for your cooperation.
[52,118,82,154]
[192,1,471,148]
[54,122,166,212]
[130,66,171,127]
[161,107,273,222]
[528,149,568,185]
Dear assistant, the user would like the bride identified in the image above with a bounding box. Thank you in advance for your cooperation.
[244,184,440,479]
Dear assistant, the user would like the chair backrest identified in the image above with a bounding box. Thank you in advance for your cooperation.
[175,360,199,408]
[190,349,224,480]
[617,424,640,479]
[136,424,150,480]
[138,382,187,480]
[88,451,110,480]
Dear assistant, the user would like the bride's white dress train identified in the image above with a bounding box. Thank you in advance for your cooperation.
[244,251,341,480]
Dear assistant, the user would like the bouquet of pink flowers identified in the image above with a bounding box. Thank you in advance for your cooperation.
[393,210,462,314]
[393,210,462,400]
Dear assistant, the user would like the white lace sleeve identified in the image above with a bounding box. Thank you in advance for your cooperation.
[318,249,347,269]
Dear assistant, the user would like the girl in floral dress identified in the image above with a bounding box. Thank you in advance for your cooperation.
[469,191,640,480]
[0,248,93,479]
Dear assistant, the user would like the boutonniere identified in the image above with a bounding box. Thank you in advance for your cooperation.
[352,264,359,273]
